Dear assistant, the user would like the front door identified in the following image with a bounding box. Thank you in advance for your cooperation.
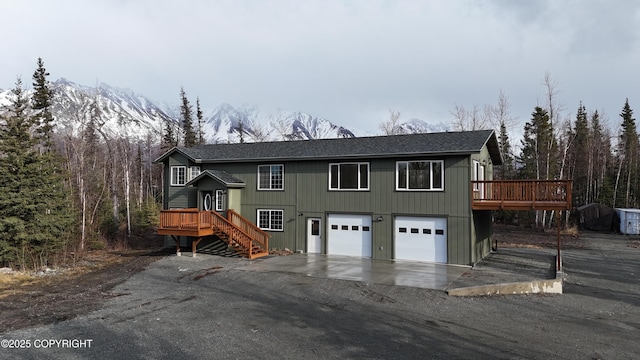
[307,218,321,253]
[202,191,213,211]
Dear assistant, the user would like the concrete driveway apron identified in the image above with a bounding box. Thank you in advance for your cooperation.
[237,254,469,290]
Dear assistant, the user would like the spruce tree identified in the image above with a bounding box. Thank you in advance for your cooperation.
[615,99,639,207]
[31,60,74,261]
[518,107,554,180]
[0,78,35,266]
[571,102,590,206]
[0,72,73,269]
[0,78,71,269]
[180,88,196,147]
[31,57,55,150]
[162,119,177,150]
[589,111,614,205]
[494,121,516,223]
[518,106,556,227]
[196,98,205,145]
[496,122,514,180]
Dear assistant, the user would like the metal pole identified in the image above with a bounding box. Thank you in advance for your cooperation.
[557,211,561,271]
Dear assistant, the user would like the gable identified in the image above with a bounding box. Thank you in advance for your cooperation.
[185,170,246,188]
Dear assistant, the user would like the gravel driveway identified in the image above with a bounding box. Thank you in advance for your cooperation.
[1,232,639,359]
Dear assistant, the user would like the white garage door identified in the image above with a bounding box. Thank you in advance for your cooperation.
[395,216,447,263]
[327,214,372,257]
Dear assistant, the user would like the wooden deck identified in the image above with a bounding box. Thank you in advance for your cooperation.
[158,209,215,237]
[471,180,572,211]
[158,208,269,259]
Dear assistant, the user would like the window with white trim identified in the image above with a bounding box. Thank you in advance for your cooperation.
[396,160,444,190]
[215,190,225,211]
[472,160,485,198]
[257,209,284,231]
[190,166,201,180]
[258,164,284,190]
[329,162,369,190]
[170,166,187,186]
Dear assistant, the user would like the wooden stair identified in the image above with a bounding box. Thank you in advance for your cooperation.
[211,226,269,259]
[193,237,241,257]
[158,209,270,259]
[210,210,270,259]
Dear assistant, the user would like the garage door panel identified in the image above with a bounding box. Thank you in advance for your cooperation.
[327,214,372,257]
[395,216,447,263]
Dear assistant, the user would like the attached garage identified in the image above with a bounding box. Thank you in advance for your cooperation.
[327,214,372,257]
[394,216,447,263]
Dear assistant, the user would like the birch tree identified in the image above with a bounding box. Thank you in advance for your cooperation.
[379,109,405,135]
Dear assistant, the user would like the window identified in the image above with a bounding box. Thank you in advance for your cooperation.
[190,166,201,180]
[311,220,320,236]
[257,209,284,231]
[215,190,225,211]
[329,162,369,190]
[203,193,212,211]
[258,165,284,190]
[170,166,186,186]
[396,160,444,191]
[472,160,485,197]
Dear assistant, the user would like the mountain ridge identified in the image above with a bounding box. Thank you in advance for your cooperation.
[0,78,449,144]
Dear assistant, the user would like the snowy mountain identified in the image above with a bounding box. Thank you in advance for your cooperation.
[1,78,448,144]
[203,104,355,143]
[398,118,450,134]
[51,78,172,141]
[0,79,172,141]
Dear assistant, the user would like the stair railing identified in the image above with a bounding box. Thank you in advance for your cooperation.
[210,211,269,259]
[227,209,269,252]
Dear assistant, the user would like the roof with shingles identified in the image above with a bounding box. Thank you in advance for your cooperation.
[186,170,246,187]
[155,130,502,165]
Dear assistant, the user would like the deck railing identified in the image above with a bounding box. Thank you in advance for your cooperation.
[158,208,213,233]
[471,180,572,211]
[227,209,270,252]
[158,208,269,259]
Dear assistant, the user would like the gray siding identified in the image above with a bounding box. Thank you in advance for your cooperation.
[472,210,493,263]
[165,154,197,209]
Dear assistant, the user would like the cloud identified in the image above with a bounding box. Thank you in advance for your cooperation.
[1,0,640,134]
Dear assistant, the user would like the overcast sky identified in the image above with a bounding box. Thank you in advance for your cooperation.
[1,0,639,135]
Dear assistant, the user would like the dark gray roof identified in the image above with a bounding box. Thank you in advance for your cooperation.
[185,170,246,188]
[156,130,502,165]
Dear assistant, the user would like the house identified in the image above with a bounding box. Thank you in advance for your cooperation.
[154,129,571,265]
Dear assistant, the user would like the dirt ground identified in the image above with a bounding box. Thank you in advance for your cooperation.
[492,223,585,249]
[0,238,170,333]
[0,225,633,334]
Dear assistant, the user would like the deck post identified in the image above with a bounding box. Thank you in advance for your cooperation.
[171,235,181,256]
[192,237,203,257]
[556,211,561,271]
